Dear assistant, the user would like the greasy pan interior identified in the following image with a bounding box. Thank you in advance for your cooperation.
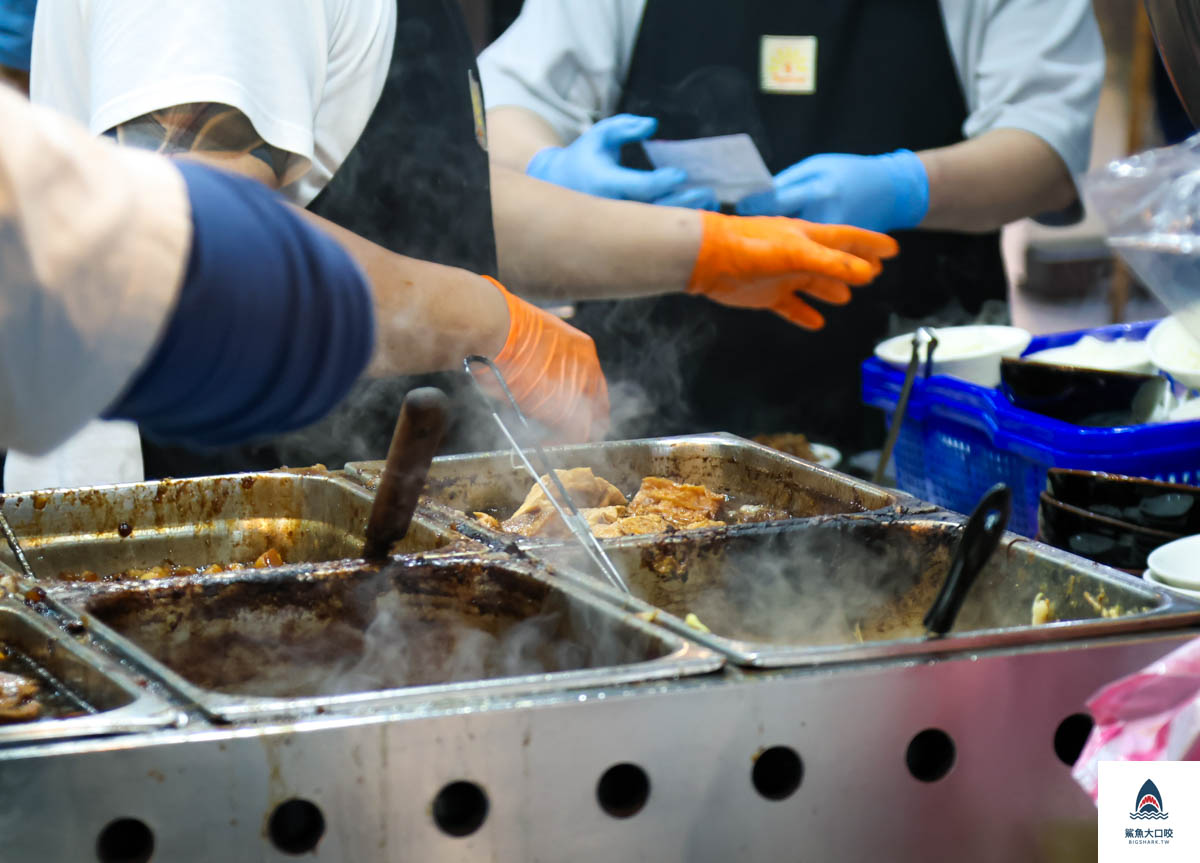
[348,435,901,541]
[0,472,454,582]
[539,517,1167,651]
[0,605,136,722]
[70,558,677,699]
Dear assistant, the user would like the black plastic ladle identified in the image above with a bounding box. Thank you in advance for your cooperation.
[923,483,1012,637]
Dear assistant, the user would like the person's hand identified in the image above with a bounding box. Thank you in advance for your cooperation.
[687,211,900,329]
[736,150,929,233]
[527,114,716,208]
[478,276,609,442]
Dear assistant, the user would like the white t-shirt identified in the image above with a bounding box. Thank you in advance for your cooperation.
[30,0,397,206]
[0,83,189,455]
[478,0,1105,177]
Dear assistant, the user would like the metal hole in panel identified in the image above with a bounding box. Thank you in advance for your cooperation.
[96,817,155,863]
[751,746,804,801]
[906,728,956,783]
[1053,713,1095,767]
[597,763,651,818]
[268,798,326,855]
[433,781,489,837]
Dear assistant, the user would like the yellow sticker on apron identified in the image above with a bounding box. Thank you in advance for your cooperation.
[469,68,487,151]
[760,35,817,94]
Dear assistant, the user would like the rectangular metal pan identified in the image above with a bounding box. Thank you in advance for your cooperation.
[54,555,723,723]
[345,433,923,547]
[0,601,179,743]
[0,471,472,585]
[530,515,1200,667]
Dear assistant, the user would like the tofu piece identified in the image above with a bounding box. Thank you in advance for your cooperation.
[0,670,39,723]
[503,468,627,538]
[1031,592,1055,626]
[473,512,502,531]
[627,477,726,529]
[583,505,628,527]
[581,506,629,539]
[610,513,670,536]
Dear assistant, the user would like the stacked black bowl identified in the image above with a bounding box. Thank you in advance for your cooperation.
[1037,469,1200,572]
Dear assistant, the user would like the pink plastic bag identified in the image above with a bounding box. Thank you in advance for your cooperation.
[1074,637,1200,801]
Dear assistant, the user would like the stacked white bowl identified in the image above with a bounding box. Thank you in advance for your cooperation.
[1146,535,1200,598]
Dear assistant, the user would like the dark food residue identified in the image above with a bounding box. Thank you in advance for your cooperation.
[0,644,83,723]
[59,548,286,583]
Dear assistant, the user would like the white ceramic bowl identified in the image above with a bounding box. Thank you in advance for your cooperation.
[1023,335,1154,374]
[874,325,1032,388]
[1145,566,1200,600]
[809,443,841,470]
[1148,316,1200,390]
[1147,534,1200,591]
[1168,397,1200,422]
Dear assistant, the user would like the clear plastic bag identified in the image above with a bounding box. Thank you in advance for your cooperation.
[1084,134,1200,341]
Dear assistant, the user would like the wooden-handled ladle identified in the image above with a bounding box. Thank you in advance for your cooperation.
[362,387,449,562]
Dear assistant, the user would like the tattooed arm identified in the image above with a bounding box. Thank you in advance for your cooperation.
[107,102,292,188]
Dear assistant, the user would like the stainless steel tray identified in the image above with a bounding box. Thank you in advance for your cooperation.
[54,555,722,723]
[345,433,920,547]
[1,470,469,583]
[531,515,1200,667]
[0,600,179,743]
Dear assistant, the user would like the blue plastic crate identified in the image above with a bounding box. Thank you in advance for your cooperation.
[862,320,1200,537]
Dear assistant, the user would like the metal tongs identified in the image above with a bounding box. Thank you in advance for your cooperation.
[464,356,630,595]
[874,326,938,486]
[0,511,36,581]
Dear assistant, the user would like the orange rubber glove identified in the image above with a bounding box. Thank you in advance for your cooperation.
[687,211,900,329]
[479,276,609,443]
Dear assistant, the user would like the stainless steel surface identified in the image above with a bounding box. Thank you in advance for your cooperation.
[1145,0,1200,126]
[535,515,1200,667]
[0,470,462,582]
[463,355,630,593]
[0,446,1188,860]
[0,601,177,744]
[54,555,721,723]
[0,630,1187,862]
[346,433,920,547]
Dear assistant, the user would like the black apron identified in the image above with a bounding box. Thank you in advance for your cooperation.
[142,0,498,478]
[573,0,1007,453]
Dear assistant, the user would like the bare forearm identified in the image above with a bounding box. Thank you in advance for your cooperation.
[105,102,510,377]
[486,106,564,173]
[491,165,700,300]
[918,129,1077,233]
[294,209,509,376]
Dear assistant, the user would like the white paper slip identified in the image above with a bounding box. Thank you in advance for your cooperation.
[642,133,774,204]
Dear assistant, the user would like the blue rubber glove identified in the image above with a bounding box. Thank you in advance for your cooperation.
[107,162,373,447]
[656,186,721,211]
[0,0,36,71]
[527,113,716,207]
[736,149,929,233]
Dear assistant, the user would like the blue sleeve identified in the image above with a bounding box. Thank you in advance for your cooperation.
[0,0,36,71]
[106,161,374,448]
